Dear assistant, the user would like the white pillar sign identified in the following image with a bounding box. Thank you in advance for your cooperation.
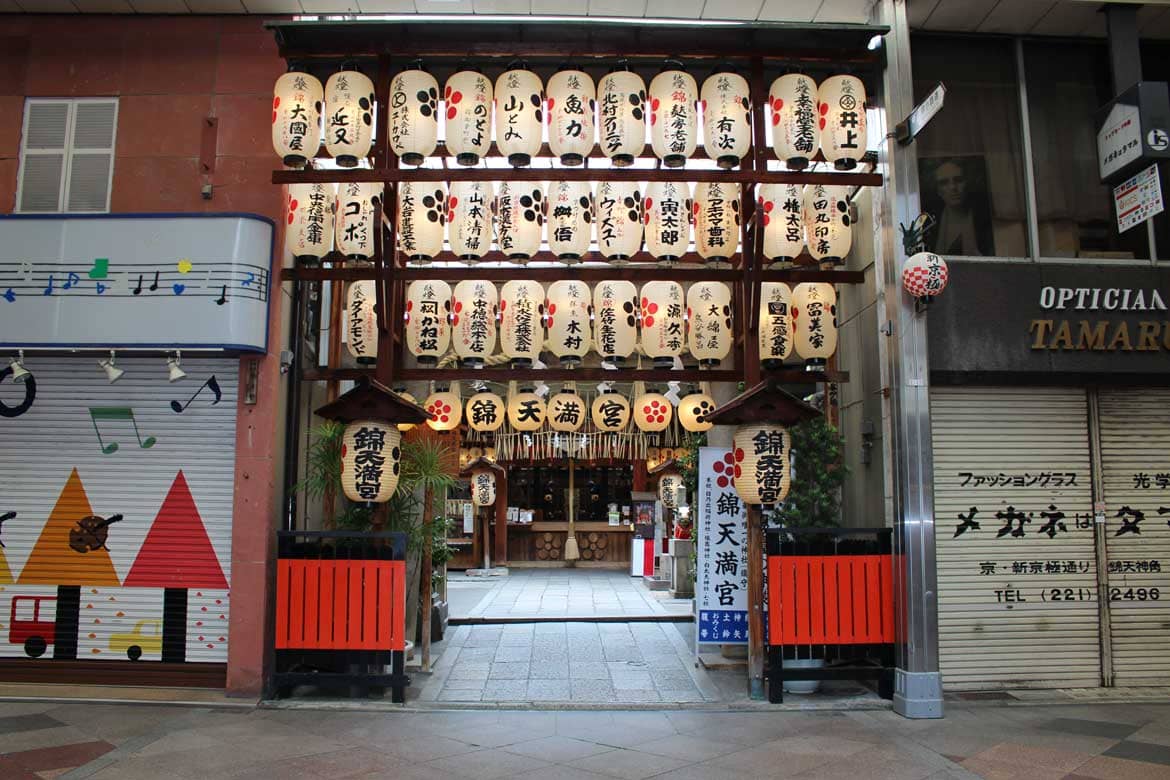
[696,447,749,645]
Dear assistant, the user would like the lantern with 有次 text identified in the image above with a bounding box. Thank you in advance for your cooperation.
[701,70,751,169]
[273,69,323,168]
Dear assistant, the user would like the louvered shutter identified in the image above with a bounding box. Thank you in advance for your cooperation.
[66,101,117,212]
[18,99,117,214]
[18,101,69,213]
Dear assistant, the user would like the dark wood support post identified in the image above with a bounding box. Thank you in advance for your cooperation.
[746,502,765,699]
[494,473,508,565]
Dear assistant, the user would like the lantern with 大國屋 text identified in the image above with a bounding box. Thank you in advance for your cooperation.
[658,470,685,510]
[346,280,377,365]
[548,388,586,433]
[452,280,497,368]
[398,182,446,263]
[759,282,793,369]
[495,181,544,262]
[448,181,493,262]
[803,184,851,266]
[644,181,691,265]
[499,280,545,368]
[649,66,697,168]
[285,182,334,266]
[701,70,751,169]
[819,74,867,171]
[593,281,638,366]
[466,391,505,433]
[640,280,685,369]
[791,282,838,370]
[597,68,646,167]
[545,280,591,366]
[273,69,323,168]
[902,252,949,302]
[547,181,593,261]
[768,73,819,170]
[547,69,596,166]
[687,281,732,366]
[678,386,716,433]
[324,68,375,168]
[759,183,804,264]
[424,384,462,432]
[445,69,492,166]
[507,384,546,432]
[596,181,643,262]
[633,382,672,433]
[335,182,380,260]
[693,181,740,266]
[388,67,439,166]
[591,390,630,432]
[471,468,496,507]
[495,67,544,167]
[405,280,451,366]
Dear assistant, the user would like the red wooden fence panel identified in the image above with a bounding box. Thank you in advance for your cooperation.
[766,554,894,646]
[275,559,406,651]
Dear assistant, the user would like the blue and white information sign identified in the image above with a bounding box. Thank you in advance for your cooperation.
[696,446,749,645]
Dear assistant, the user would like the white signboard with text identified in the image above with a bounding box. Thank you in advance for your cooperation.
[696,447,749,645]
[1098,102,1142,181]
[1114,163,1164,233]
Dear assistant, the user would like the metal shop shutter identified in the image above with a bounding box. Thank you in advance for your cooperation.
[932,387,1099,690]
[1099,388,1170,686]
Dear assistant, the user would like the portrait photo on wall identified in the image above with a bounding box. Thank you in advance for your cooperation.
[918,155,995,257]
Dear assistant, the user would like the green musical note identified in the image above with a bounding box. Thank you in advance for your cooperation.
[89,407,157,454]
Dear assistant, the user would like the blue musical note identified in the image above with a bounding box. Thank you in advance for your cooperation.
[172,283,186,296]
[2,289,14,303]
[241,272,256,287]
[96,282,108,295]
[63,272,81,290]
[43,275,54,296]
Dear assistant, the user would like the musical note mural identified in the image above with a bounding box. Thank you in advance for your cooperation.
[170,376,222,414]
[89,408,157,454]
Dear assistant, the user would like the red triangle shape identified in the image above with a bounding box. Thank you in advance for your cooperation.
[124,471,228,589]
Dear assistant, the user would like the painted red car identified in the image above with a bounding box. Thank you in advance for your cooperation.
[10,596,56,658]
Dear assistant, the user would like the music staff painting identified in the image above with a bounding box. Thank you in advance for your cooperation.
[1,261,269,303]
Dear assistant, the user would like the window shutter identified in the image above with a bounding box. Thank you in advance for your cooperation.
[67,101,117,213]
[18,99,117,214]
[18,101,70,212]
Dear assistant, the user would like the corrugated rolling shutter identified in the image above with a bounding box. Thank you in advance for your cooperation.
[932,387,1100,690]
[1099,388,1170,685]
[0,357,236,674]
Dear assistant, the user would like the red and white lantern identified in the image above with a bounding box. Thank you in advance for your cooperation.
[701,71,751,169]
[495,68,544,167]
[759,282,793,369]
[547,180,593,261]
[452,280,497,368]
[596,181,643,262]
[499,280,545,368]
[424,386,462,432]
[495,181,544,262]
[803,184,851,265]
[768,73,819,170]
[545,280,592,366]
[644,181,691,265]
[398,182,445,263]
[448,181,493,262]
[388,67,439,166]
[444,70,492,166]
[633,384,673,433]
[687,281,732,366]
[693,181,740,265]
[819,75,866,171]
[345,280,377,364]
[471,468,497,507]
[640,280,685,369]
[324,68,375,168]
[405,280,452,366]
[335,182,380,260]
[649,68,697,168]
[272,70,323,168]
[340,421,401,503]
[902,252,949,300]
[593,280,638,366]
[597,69,646,167]
[759,183,804,264]
[285,182,334,265]
[547,69,596,166]
[791,282,838,370]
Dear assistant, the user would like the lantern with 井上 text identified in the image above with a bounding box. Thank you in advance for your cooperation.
[507,386,547,432]
[902,252,949,301]
[693,181,740,266]
[597,69,646,167]
[633,383,673,433]
[732,424,791,506]
[448,181,493,262]
[591,391,630,432]
[791,282,838,370]
[639,280,685,369]
[759,183,804,264]
[466,391,505,433]
[495,68,544,167]
[593,281,638,366]
[819,75,867,171]
[471,468,497,507]
[545,280,592,366]
[768,73,819,170]
[803,184,851,265]
[405,280,451,366]
[345,280,378,365]
[388,68,439,166]
[335,182,381,260]
[547,69,596,166]
[273,70,323,168]
[649,67,697,168]
[445,70,492,166]
[500,280,545,368]
[546,181,593,261]
[644,181,691,265]
[686,281,732,366]
[495,181,544,262]
[548,390,586,432]
[452,280,497,368]
[285,182,334,266]
[341,421,402,503]
[759,282,793,369]
[678,389,716,432]
[424,385,462,432]
[658,470,685,509]
[324,68,375,168]
[398,182,446,263]
[701,70,751,169]
[596,181,643,262]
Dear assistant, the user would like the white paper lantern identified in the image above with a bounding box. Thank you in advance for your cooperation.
[471,468,497,507]
[819,75,866,170]
[597,69,646,167]
[658,471,685,509]
[678,391,716,433]
[644,181,691,265]
[398,182,446,263]
[285,182,334,265]
[547,70,596,166]
[341,421,401,503]
[448,181,493,262]
[452,280,497,368]
[633,387,673,433]
[424,387,463,432]
[500,280,545,367]
[547,180,593,261]
[467,391,506,433]
[346,280,378,365]
[649,68,697,168]
[335,182,381,260]
[759,183,804,264]
[769,73,819,170]
[593,280,638,365]
[687,281,732,366]
[495,68,544,167]
[591,391,630,432]
[902,252,950,300]
[445,70,492,166]
[639,280,685,369]
[324,69,375,168]
[545,280,591,366]
[791,282,838,370]
[596,180,643,261]
[701,71,751,169]
[273,70,323,167]
[693,181,740,265]
[393,388,418,432]
[495,181,544,262]
[759,282,793,369]
[803,184,852,265]
[405,280,451,366]
[507,388,547,432]
[388,68,439,165]
[548,390,586,432]
[733,424,791,506]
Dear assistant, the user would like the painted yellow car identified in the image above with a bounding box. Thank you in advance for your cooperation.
[108,619,162,661]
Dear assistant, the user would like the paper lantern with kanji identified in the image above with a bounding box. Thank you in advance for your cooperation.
[658,470,685,509]
[393,388,419,432]
[591,391,630,432]
[545,280,591,366]
[495,68,543,167]
[633,388,673,432]
[733,424,791,506]
[547,180,592,261]
[471,468,497,507]
[649,68,697,168]
[448,180,493,262]
[803,184,851,265]
[398,182,446,262]
[759,183,804,263]
[902,252,949,301]
[405,280,451,365]
[596,180,642,261]
[640,281,685,368]
[759,282,793,369]
[597,69,646,167]
[507,388,546,432]
[273,70,323,167]
[345,280,377,364]
[791,282,838,369]
[444,70,492,166]
[495,181,544,261]
[768,73,819,170]
[693,181,740,265]
[341,421,402,503]
[593,281,638,365]
[678,390,716,432]
[424,387,462,432]
[547,69,596,166]
[499,280,545,368]
[467,392,505,433]
[701,71,751,169]
[819,75,866,170]
[452,280,497,368]
[548,390,586,432]
[324,69,375,168]
[335,182,381,260]
[285,182,334,265]
[686,281,732,366]
[388,68,439,165]
[644,181,691,265]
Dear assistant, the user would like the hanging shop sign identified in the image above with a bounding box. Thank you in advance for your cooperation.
[1096,81,1170,184]
[1113,162,1164,234]
[696,447,749,645]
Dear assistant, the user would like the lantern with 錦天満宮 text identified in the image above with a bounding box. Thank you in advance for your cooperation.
[470,468,497,507]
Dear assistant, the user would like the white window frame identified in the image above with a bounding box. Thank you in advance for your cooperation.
[16,97,119,214]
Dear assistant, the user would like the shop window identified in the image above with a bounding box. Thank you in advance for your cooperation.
[16,98,118,214]
[911,36,1029,258]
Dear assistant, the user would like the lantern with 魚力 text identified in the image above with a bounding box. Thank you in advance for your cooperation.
[341,421,402,503]
[759,183,804,264]
[596,181,643,262]
[791,282,838,370]
[597,69,645,167]
[389,67,439,166]
[495,68,544,167]
[644,181,691,265]
[547,69,596,166]
[285,182,334,266]
[649,67,697,168]
[546,181,592,261]
[686,281,732,366]
[471,468,497,507]
[545,280,591,366]
[448,181,493,262]
[324,68,375,168]
[273,70,323,168]
[346,280,377,365]
[633,383,673,433]
[640,280,685,369]
[466,391,505,433]
[593,281,638,366]
[591,391,630,432]
[335,182,380,260]
[803,184,851,266]
[732,424,791,506]
[759,282,793,369]
[495,181,544,262]
[507,386,547,432]
[902,252,949,302]
[445,70,492,166]
[398,182,446,263]
[768,73,819,170]
[405,280,451,366]
[424,385,462,432]
[701,70,751,169]
[452,280,497,368]
[819,75,866,171]
[500,280,545,368]
[548,390,586,432]
[693,181,740,266]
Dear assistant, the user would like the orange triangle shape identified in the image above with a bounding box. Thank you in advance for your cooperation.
[124,471,227,589]
[19,469,120,586]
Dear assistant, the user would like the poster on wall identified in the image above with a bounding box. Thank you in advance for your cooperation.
[696,447,748,646]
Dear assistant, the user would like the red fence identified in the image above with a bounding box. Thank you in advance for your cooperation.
[276,559,406,652]
[767,554,895,646]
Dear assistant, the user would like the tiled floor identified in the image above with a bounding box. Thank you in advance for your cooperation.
[454,569,693,620]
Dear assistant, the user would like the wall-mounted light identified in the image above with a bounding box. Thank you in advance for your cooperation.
[167,351,187,383]
[98,350,124,384]
[8,350,30,383]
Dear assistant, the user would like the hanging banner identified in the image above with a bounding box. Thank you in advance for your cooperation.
[696,447,749,645]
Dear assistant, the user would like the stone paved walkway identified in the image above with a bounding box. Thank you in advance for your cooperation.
[454,569,692,621]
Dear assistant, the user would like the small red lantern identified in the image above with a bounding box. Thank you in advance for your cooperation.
[902,251,949,302]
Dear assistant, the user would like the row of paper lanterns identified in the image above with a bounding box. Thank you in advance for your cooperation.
[274,67,866,171]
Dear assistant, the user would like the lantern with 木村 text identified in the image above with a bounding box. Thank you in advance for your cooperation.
[693,181,740,266]
[733,424,791,506]
[547,181,592,262]
[452,280,497,368]
[548,389,586,432]
[335,182,381,260]
[640,280,685,369]
[633,383,673,433]
[424,385,463,432]
[649,67,697,168]
[507,386,547,432]
[405,280,451,366]
[495,68,544,167]
[393,388,418,432]
[500,280,545,368]
[340,421,402,503]
[324,68,375,168]
[701,70,751,169]
[495,181,544,262]
[547,69,596,166]
[803,184,851,266]
[286,182,335,265]
[346,280,378,365]
[678,388,716,433]
[445,69,492,166]
[791,282,838,370]
[448,181,494,262]
[759,183,804,264]
[644,181,691,265]
[768,73,819,170]
[819,74,866,171]
[597,69,646,167]
[389,67,439,166]
[902,251,949,302]
[466,391,505,433]
[273,69,323,168]
[687,281,732,366]
[591,391,630,432]
[596,181,643,262]
[546,280,591,366]
[658,470,685,509]
[759,282,793,369]
[593,281,638,366]
[471,468,497,507]
[398,182,445,263]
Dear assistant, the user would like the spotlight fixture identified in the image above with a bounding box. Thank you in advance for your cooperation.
[98,350,124,384]
[167,351,187,383]
[867,34,883,50]
[8,350,30,383]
